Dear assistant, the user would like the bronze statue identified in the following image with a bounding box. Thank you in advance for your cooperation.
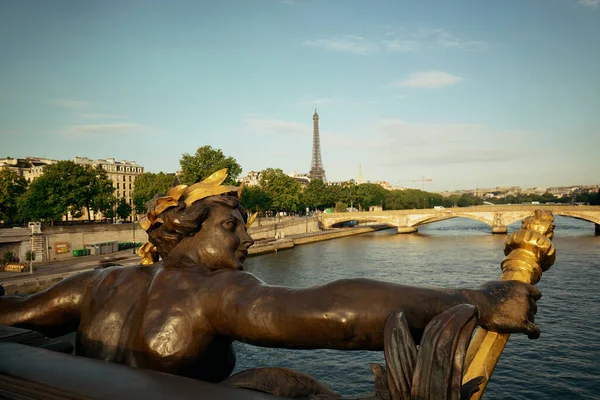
[0,170,542,397]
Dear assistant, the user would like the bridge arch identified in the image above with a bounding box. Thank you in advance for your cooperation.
[318,206,600,235]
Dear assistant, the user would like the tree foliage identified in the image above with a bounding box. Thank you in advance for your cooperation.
[259,168,302,211]
[116,198,132,220]
[132,172,175,213]
[334,201,348,212]
[18,161,117,223]
[487,192,570,205]
[0,167,27,224]
[241,186,272,213]
[19,174,66,223]
[356,183,387,210]
[86,168,117,220]
[179,146,242,186]
[301,179,330,210]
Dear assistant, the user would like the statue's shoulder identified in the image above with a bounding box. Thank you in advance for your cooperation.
[202,269,265,292]
[84,265,156,298]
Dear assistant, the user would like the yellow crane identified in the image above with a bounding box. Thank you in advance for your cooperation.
[398,176,433,191]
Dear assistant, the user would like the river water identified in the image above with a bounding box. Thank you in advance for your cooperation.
[234,216,600,399]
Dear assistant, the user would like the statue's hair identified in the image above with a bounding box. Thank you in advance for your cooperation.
[147,194,248,259]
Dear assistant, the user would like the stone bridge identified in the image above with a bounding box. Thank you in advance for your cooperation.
[318,205,600,234]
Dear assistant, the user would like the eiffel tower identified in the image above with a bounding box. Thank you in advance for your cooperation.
[308,109,326,182]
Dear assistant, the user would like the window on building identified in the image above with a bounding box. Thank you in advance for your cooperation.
[117,183,120,189]
[117,191,120,197]
[129,183,131,190]
[129,175,131,182]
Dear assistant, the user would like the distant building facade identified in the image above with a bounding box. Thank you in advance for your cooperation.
[73,157,144,210]
[374,181,393,191]
[288,171,311,187]
[237,170,262,187]
[237,170,312,188]
[0,157,57,182]
[1,156,144,220]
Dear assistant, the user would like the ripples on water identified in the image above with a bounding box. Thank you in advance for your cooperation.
[235,216,600,399]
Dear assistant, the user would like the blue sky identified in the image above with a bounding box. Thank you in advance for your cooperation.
[1,0,598,191]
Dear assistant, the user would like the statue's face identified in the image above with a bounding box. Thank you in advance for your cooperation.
[180,203,254,271]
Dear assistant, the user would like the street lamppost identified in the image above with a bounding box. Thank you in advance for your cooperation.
[132,206,136,254]
[29,228,34,274]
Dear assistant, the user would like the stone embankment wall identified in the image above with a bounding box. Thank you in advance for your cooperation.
[248,217,321,240]
[0,224,148,264]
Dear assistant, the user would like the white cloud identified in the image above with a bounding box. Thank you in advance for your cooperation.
[244,116,310,136]
[578,0,599,8]
[394,94,407,99]
[51,98,90,110]
[78,113,128,119]
[382,40,420,52]
[301,35,378,55]
[299,98,333,106]
[412,28,487,51]
[303,29,485,55]
[391,71,463,89]
[66,123,147,135]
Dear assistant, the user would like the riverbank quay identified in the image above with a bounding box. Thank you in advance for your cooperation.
[248,224,392,256]
[0,225,393,294]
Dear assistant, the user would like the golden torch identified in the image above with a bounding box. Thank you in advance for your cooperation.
[462,210,556,399]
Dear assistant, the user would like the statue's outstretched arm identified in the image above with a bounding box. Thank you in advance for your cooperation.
[208,272,540,350]
[0,271,94,337]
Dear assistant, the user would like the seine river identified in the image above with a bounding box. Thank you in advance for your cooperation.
[235,216,600,399]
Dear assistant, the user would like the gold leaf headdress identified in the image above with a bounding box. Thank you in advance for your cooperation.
[137,168,258,265]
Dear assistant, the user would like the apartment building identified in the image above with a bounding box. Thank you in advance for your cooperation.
[1,156,144,220]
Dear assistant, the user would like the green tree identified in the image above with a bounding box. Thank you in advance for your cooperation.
[18,161,117,223]
[259,168,302,211]
[241,186,272,213]
[301,178,329,211]
[0,167,27,224]
[116,198,132,220]
[334,201,348,212]
[86,168,117,221]
[18,175,66,224]
[338,180,358,209]
[179,146,242,186]
[384,190,406,210]
[132,172,176,213]
[442,195,459,208]
[357,183,387,210]
[103,207,116,222]
[590,189,600,206]
[457,193,483,207]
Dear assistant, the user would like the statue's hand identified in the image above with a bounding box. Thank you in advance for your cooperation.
[476,280,542,339]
